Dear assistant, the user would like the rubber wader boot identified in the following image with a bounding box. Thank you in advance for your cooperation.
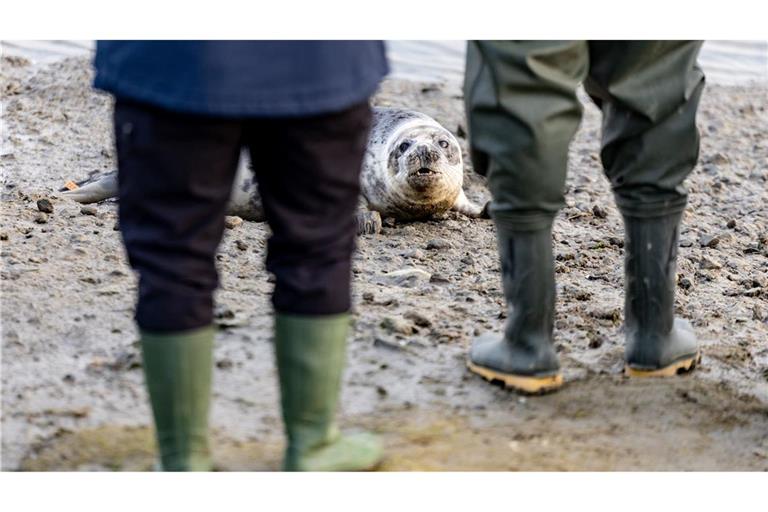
[623,212,700,376]
[468,224,563,394]
[275,313,383,471]
[140,325,214,471]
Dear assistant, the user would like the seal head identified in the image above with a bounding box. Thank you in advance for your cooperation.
[363,109,464,220]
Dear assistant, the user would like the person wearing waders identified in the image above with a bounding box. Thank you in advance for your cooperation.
[93,41,388,470]
[464,41,704,393]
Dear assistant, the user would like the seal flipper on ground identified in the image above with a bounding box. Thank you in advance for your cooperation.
[451,188,487,218]
[60,170,118,204]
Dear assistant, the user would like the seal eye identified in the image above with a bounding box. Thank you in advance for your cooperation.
[398,141,411,153]
[438,140,450,149]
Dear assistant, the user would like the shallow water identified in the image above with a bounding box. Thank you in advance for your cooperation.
[3,39,766,85]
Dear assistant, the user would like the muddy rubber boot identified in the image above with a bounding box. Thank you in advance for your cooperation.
[140,325,214,471]
[275,313,383,471]
[468,223,563,394]
[623,212,700,377]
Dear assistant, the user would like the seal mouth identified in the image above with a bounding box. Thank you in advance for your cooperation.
[410,167,439,177]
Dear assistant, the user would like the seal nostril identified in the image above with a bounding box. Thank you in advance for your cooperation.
[417,168,432,175]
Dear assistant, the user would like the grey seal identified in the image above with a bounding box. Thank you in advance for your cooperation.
[61,107,486,232]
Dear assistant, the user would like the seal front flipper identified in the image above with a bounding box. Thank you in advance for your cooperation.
[450,188,488,218]
[356,209,382,235]
[60,171,119,204]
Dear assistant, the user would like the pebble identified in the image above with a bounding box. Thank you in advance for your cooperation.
[235,240,248,251]
[426,238,452,250]
[700,256,722,270]
[80,206,97,216]
[402,248,425,259]
[377,268,431,287]
[381,316,414,335]
[708,152,730,166]
[362,291,375,302]
[678,276,694,290]
[0,233,8,241]
[699,233,720,248]
[430,273,450,284]
[216,359,234,370]
[224,216,243,229]
[36,198,54,213]
[726,219,737,229]
[405,311,432,328]
[592,205,608,219]
[33,213,48,224]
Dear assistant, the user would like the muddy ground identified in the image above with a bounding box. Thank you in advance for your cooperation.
[2,56,767,471]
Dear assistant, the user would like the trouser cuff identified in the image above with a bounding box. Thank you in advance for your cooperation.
[615,195,688,219]
[490,209,555,232]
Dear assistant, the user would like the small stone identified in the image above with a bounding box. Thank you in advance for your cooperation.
[402,248,425,260]
[80,206,98,216]
[404,311,432,328]
[33,213,48,224]
[699,233,720,248]
[377,268,431,287]
[592,205,608,219]
[700,256,722,270]
[0,233,8,241]
[235,240,248,251]
[425,238,452,250]
[726,219,737,229]
[362,291,375,302]
[461,254,475,265]
[678,276,693,290]
[382,217,397,228]
[380,316,414,335]
[376,386,389,397]
[224,216,243,229]
[708,152,730,166]
[216,359,234,370]
[109,351,142,371]
[36,198,54,213]
[429,273,450,284]
[588,336,604,349]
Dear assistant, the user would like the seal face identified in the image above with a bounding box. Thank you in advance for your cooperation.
[363,108,465,220]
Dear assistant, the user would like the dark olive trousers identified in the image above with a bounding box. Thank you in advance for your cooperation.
[115,99,371,332]
[464,41,705,229]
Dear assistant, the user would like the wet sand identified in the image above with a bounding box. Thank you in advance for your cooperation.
[1,56,767,470]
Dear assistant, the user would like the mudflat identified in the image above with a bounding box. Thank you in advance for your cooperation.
[2,56,767,470]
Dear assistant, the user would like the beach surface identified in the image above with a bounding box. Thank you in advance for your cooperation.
[1,56,767,470]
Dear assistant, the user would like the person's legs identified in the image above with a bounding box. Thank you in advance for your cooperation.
[245,102,382,471]
[464,41,588,393]
[585,41,705,375]
[115,99,242,470]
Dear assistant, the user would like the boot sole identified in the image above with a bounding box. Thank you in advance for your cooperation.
[624,351,701,378]
[466,360,563,395]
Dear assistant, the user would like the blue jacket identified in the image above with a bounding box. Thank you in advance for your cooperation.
[93,41,388,117]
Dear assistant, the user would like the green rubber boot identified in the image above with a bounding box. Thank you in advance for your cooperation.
[140,325,214,471]
[468,222,563,394]
[275,313,383,471]
[623,212,700,376]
